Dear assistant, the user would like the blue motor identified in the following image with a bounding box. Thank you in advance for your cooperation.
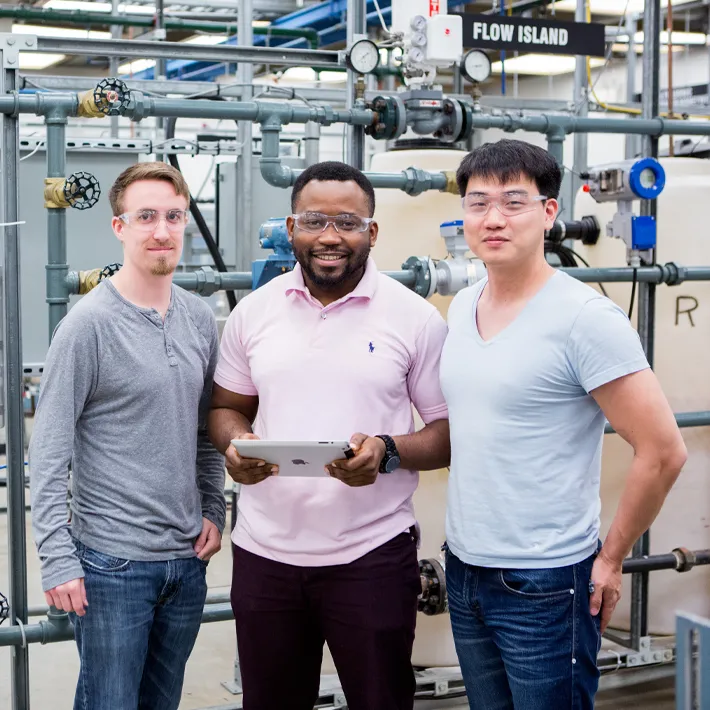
[251,218,297,290]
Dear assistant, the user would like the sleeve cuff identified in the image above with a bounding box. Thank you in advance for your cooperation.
[41,558,85,593]
[213,371,258,396]
[417,402,449,425]
[582,359,650,393]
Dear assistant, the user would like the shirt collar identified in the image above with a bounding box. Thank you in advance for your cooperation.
[284,255,378,304]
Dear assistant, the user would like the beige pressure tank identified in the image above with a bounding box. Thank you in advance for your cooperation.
[574,157,710,634]
[373,143,468,668]
[320,144,466,676]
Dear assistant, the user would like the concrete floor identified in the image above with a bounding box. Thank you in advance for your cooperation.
[0,470,676,709]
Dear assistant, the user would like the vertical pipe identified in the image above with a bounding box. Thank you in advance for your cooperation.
[346,0,366,168]
[0,50,30,710]
[572,0,588,219]
[625,13,639,160]
[499,0,506,95]
[304,121,320,167]
[46,118,69,340]
[630,0,661,652]
[155,0,166,160]
[453,63,463,96]
[667,0,674,156]
[110,0,120,138]
[384,49,396,93]
[235,0,254,287]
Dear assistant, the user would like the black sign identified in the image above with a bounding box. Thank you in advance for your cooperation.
[454,13,606,57]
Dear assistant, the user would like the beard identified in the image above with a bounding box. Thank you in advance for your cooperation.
[150,255,177,276]
[292,241,371,290]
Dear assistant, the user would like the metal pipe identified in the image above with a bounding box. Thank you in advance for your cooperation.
[630,0,662,653]
[0,7,319,47]
[304,121,320,167]
[34,36,338,67]
[0,46,31,710]
[546,128,565,167]
[109,0,120,139]
[625,13,639,160]
[235,0,254,295]
[605,411,710,434]
[46,116,69,340]
[622,549,710,574]
[572,0,588,216]
[558,264,710,284]
[346,0,366,169]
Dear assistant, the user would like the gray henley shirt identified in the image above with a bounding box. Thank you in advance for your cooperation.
[29,279,227,592]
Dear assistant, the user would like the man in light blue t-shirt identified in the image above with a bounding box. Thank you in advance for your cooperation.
[440,139,687,710]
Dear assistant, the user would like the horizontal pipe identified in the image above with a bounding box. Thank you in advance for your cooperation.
[622,549,710,574]
[35,36,340,68]
[0,7,319,46]
[605,410,710,433]
[67,269,416,295]
[0,601,236,648]
[562,265,710,285]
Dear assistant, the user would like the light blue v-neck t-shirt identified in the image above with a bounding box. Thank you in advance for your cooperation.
[440,270,650,569]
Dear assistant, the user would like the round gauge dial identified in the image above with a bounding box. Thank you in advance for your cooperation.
[462,49,491,83]
[346,38,380,75]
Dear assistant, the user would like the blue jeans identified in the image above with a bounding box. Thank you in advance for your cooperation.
[446,546,601,710]
[70,540,208,710]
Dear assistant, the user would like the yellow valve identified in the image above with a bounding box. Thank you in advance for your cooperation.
[78,268,103,295]
[77,89,108,119]
[43,178,71,209]
[442,170,460,195]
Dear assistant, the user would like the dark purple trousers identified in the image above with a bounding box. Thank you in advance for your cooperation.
[231,529,421,710]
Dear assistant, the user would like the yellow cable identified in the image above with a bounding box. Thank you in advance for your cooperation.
[583,3,709,121]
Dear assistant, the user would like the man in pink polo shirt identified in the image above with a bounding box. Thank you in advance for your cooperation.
[208,161,450,710]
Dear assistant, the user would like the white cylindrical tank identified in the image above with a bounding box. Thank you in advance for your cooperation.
[374,144,467,667]
[320,144,466,675]
[574,157,710,635]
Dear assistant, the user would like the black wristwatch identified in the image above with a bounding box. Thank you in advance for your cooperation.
[375,434,401,474]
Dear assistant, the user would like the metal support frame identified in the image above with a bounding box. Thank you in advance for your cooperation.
[346,0,366,169]
[676,612,710,709]
[0,37,30,710]
[34,36,340,68]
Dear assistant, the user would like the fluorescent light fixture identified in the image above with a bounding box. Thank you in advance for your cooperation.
[280,67,345,83]
[612,43,686,55]
[19,53,66,70]
[118,58,156,74]
[553,0,695,13]
[182,34,229,45]
[44,1,156,14]
[613,31,707,46]
[491,53,605,76]
[12,23,111,40]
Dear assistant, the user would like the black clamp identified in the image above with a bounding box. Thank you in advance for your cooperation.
[0,590,8,625]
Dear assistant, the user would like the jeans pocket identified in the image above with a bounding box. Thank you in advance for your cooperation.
[499,565,575,598]
[78,546,131,573]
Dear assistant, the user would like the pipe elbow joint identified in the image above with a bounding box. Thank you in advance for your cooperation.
[260,159,294,189]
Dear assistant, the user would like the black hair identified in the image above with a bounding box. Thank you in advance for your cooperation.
[455,139,562,200]
[291,161,376,216]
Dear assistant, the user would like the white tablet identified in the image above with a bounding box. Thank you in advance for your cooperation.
[230,440,355,478]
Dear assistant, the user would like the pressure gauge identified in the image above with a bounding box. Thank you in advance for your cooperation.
[461,49,491,83]
[346,38,380,75]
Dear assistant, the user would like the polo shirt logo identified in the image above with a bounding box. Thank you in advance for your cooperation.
[369,342,375,353]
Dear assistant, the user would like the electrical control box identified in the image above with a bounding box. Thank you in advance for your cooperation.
[391,0,449,35]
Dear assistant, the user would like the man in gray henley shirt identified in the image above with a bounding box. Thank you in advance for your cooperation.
[29,162,226,710]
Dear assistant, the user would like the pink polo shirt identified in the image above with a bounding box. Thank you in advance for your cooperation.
[214,257,449,566]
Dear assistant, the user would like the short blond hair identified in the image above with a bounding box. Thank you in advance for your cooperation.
[108,162,190,216]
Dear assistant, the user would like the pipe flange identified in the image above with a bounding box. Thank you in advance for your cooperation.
[402,256,436,298]
[457,100,475,143]
[418,558,448,616]
[194,266,217,297]
[64,172,101,211]
[435,98,463,144]
[92,77,130,117]
[673,547,696,572]
[366,95,405,141]
[663,261,687,286]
